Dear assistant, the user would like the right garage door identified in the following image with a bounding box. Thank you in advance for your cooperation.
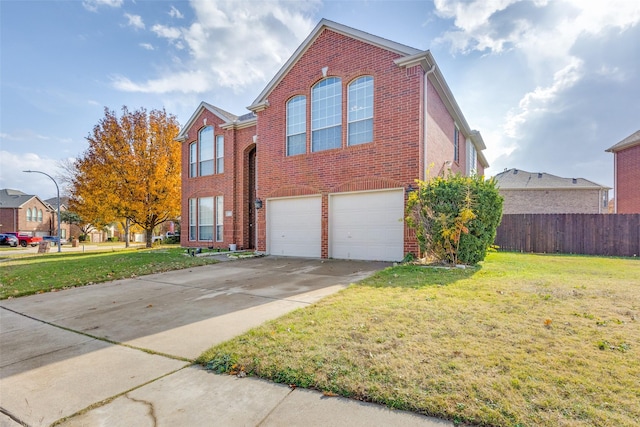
[329,189,405,261]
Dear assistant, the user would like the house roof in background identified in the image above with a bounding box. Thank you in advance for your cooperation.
[0,188,37,208]
[494,168,610,190]
[606,130,640,152]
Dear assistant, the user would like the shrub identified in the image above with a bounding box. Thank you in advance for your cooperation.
[406,174,503,265]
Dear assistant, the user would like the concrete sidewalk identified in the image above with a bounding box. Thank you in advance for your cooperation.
[1,257,454,427]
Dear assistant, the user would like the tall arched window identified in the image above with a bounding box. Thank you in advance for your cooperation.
[26,208,32,221]
[199,126,214,176]
[38,209,43,222]
[348,76,373,146]
[286,95,306,156]
[312,77,342,152]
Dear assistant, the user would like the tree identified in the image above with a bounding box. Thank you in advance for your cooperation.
[406,174,503,265]
[70,106,181,248]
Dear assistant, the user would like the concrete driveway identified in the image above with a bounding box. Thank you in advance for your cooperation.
[3,256,436,427]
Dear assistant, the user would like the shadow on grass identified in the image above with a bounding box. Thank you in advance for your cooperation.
[359,263,481,289]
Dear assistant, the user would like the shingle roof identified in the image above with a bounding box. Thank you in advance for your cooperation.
[0,189,36,208]
[494,169,609,190]
[605,130,640,152]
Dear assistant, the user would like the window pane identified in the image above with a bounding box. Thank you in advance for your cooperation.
[199,126,214,176]
[198,197,214,241]
[312,77,342,152]
[348,118,373,146]
[216,135,224,173]
[189,198,196,241]
[286,96,306,156]
[348,76,373,146]
[216,196,224,242]
[189,143,197,177]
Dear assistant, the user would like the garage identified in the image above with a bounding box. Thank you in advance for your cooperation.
[329,189,405,261]
[267,196,321,257]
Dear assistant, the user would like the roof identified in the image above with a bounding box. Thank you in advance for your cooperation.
[246,18,488,167]
[605,130,640,152]
[494,169,610,190]
[0,189,37,208]
[175,102,256,142]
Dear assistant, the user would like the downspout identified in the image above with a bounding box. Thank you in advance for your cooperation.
[422,64,436,181]
[613,153,617,213]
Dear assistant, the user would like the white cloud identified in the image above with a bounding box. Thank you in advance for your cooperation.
[124,13,145,30]
[169,6,184,19]
[139,43,155,51]
[114,0,320,96]
[82,0,124,12]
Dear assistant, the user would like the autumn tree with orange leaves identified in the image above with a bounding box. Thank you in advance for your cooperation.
[70,106,181,247]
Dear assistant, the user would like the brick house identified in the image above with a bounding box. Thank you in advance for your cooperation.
[177,19,488,261]
[494,168,610,214]
[606,130,640,213]
[0,189,66,237]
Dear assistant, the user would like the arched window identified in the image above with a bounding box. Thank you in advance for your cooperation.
[286,95,306,156]
[312,77,342,152]
[347,76,373,145]
[199,126,214,176]
[26,208,32,221]
[38,209,43,222]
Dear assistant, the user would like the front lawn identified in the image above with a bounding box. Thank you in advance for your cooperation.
[199,252,640,427]
[0,247,219,299]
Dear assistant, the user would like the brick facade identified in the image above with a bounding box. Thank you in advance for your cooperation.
[178,20,488,259]
[614,144,640,213]
[500,189,607,214]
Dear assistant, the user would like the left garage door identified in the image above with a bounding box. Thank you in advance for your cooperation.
[267,196,321,257]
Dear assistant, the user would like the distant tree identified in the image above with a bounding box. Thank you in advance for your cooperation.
[70,106,181,248]
[60,210,95,238]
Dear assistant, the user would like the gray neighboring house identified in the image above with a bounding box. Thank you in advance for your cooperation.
[494,168,610,214]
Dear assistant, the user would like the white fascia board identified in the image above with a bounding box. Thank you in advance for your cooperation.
[175,102,237,141]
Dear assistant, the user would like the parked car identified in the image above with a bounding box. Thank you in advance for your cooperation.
[42,235,68,245]
[0,233,19,247]
[4,232,43,247]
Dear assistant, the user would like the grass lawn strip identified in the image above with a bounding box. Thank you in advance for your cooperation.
[0,247,218,299]
[198,252,640,427]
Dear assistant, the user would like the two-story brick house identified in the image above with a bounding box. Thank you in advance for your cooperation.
[606,130,640,213]
[177,19,488,261]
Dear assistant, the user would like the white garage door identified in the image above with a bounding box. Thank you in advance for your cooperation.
[267,196,321,257]
[330,189,405,262]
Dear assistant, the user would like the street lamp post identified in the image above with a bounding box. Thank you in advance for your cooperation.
[23,170,62,253]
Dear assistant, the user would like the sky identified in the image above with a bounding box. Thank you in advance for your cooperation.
[1,0,639,200]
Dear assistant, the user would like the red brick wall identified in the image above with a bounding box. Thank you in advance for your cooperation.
[616,144,640,213]
[255,29,425,256]
[180,109,256,248]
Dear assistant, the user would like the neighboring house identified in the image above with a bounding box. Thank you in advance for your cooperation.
[494,169,610,214]
[44,196,72,241]
[606,130,640,213]
[0,189,57,235]
[176,19,489,261]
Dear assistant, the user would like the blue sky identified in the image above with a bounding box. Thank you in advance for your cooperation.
[1,0,639,200]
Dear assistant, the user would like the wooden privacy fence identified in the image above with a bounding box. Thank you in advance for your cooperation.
[494,214,640,257]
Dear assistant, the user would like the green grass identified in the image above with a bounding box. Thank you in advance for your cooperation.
[0,247,218,299]
[198,252,640,427]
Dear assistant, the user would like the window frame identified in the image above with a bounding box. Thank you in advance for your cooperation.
[198,126,214,176]
[311,77,343,152]
[189,198,197,241]
[215,135,224,174]
[454,126,460,164]
[189,142,197,177]
[286,95,307,156]
[198,197,214,241]
[215,196,224,242]
[347,76,373,146]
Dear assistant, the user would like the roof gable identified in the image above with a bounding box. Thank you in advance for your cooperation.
[248,19,421,111]
[606,130,640,152]
[494,168,609,190]
[175,102,239,142]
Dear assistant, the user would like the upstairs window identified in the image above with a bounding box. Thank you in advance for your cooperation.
[189,142,197,177]
[466,142,477,175]
[312,77,342,152]
[38,209,43,222]
[216,135,224,173]
[26,208,32,222]
[199,126,214,176]
[286,95,306,156]
[348,76,373,145]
